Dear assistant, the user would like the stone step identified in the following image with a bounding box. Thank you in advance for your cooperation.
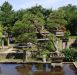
[51,62,63,67]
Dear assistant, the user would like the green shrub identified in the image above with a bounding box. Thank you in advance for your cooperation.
[41,50,49,55]
[62,48,76,61]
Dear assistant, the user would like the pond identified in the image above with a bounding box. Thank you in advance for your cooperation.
[0,63,76,75]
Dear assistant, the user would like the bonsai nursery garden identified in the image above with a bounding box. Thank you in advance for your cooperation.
[0,1,77,75]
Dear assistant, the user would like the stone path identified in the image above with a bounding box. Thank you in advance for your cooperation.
[0,47,16,53]
[58,38,75,50]
[73,61,77,68]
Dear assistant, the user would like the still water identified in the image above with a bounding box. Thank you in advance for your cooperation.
[0,63,76,75]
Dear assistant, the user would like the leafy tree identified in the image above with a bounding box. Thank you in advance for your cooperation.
[26,6,46,32]
[14,9,27,21]
[59,4,77,35]
[46,9,67,32]
[0,1,15,35]
[28,5,46,15]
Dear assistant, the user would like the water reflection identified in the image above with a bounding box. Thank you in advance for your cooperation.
[16,64,32,75]
[63,64,76,75]
[43,64,51,71]
[32,64,37,72]
[0,64,20,75]
[0,64,75,75]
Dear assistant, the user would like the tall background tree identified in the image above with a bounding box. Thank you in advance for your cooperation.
[59,4,77,35]
[46,9,67,32]
[0,1,15,35]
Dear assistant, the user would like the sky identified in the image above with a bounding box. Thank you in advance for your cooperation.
[0,0,77,10]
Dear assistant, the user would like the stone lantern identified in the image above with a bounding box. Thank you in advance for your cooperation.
[62,38,69,49]
[2,31,9,49]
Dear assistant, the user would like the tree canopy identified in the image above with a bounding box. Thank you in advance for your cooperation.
[46,9,67,32]
[59,4,77,35]
[0,1,16,35]
[0,2,77,39]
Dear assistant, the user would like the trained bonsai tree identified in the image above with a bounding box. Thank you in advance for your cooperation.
[40,50,49,62]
